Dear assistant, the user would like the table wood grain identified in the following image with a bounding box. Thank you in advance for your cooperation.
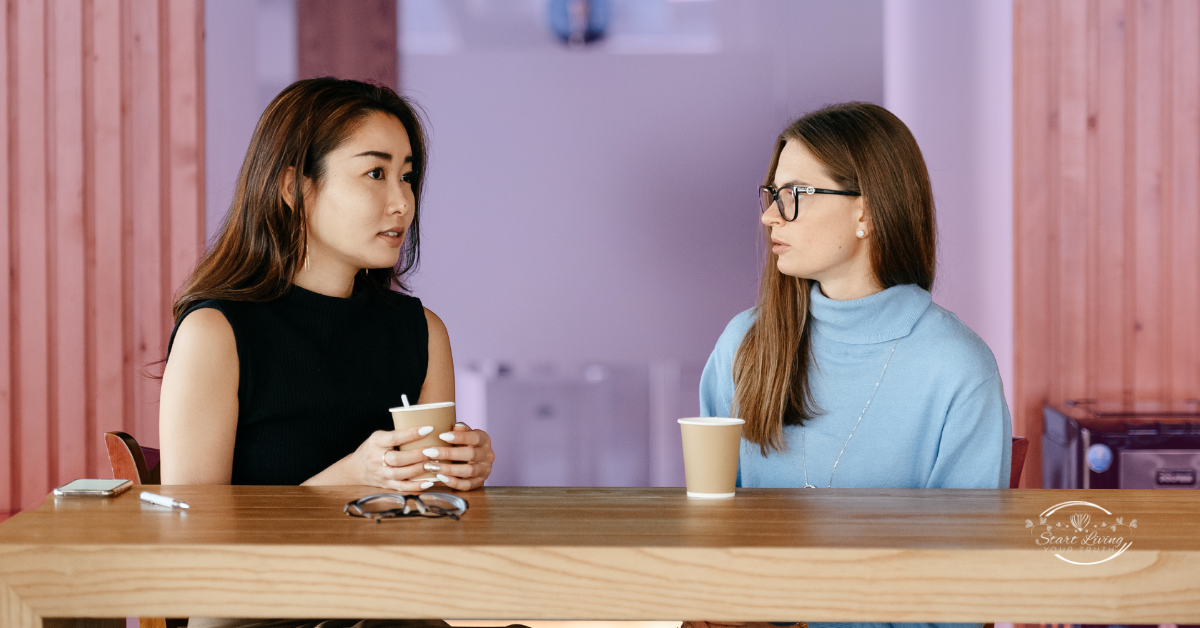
[0,486,1198,627]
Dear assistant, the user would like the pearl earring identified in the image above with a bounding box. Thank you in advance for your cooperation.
[856,230,865,238]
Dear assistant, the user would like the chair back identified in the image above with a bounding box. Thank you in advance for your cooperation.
[103,433,182,627]
[104,431,160,485]
[1010,436,1029,489]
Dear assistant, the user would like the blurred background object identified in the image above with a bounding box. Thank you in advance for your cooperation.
[546,0,612,47]
[455,359,703,487]
[1043,400,1200,491]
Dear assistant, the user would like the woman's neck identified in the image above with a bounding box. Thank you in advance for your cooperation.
[816,272,883,301]
[294,261,356,298]
[294,239,364,298]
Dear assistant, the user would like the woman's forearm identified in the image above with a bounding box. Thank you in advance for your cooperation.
[301,452,361,486]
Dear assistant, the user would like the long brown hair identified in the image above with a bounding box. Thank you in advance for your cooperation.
[172,78,428,321]
[733,102,936,454]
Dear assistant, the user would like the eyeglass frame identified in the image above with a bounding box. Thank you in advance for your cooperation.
[344,492,469,522]
[759,184,861,222]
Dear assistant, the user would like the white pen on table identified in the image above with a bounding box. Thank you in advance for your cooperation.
[140,491,190,509]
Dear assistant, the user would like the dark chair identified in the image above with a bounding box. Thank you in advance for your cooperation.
[103,432,181,628]
[979,437,1032,628]
[104,431,160,485]
[1010,436,1029,489]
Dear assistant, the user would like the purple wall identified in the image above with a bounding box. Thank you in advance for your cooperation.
[204,0,258,244]
[402,0,885,366]
[205,0,296,246]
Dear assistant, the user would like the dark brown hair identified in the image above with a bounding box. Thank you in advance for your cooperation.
[172,78,428,321]
[733,102,936,454]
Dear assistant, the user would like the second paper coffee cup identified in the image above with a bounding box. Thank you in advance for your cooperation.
[678,417,744,498]
[389,401,456,481]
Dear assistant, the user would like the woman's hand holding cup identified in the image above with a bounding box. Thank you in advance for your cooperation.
[419,422,495,491]
[354,426,445,491]
[388,401,493,491]
[350,422,495,492]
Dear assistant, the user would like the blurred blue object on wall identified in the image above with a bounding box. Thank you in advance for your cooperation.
[548,0,612,46]
[1086,443,1113,474]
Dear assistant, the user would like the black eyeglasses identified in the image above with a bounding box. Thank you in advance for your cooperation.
[344,492,468,522]
[759,185,861,221]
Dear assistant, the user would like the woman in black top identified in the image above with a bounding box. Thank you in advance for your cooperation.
[160,78,494,491]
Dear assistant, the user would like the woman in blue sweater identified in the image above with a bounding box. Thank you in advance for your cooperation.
[691,103,1010,628]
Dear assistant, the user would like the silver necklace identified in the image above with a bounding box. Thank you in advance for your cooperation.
[802,338,900,488]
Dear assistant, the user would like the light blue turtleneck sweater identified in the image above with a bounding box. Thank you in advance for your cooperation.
[699,283,1011,628]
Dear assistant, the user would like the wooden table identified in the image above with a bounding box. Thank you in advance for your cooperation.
[1,486,1198,627]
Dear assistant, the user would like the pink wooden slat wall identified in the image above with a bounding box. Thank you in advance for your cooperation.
[0,0,11,521]
[1014,0,1200,488]
[50,0,88,498]
[14,0,51,517]
[2,0,204,514]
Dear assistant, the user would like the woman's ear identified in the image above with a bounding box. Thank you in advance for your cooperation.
[853,196,872,237]
[279,166,298,210]
[279,167,313,210]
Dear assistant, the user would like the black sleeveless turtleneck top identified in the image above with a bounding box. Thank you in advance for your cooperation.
[167,283,429,485]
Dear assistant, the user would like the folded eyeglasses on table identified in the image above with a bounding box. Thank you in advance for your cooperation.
[344,492,468,521]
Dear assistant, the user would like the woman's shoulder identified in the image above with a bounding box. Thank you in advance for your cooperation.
[370,286,425,315]
[171,299,230,336]
[168,300,235,357]
[713,308,758,353]
[180,297,226,316]
[701,308,757,415]
[375,287,423,305]
[370,289,432,347]
[175,297,264,332]
[908,301,1001,381]
[178,297,260,322]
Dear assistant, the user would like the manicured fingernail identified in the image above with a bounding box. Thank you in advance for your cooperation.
[417,426,434,436]
[420,481,434,489]
[423,462,440,473]
[439,432,455,442]
[454,422,468,427]
[422,448,439,457]
[437,474,451,483]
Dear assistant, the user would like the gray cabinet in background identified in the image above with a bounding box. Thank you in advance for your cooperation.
[456,361,704,488]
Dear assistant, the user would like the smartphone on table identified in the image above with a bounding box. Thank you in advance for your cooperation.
[53,478,133,497]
